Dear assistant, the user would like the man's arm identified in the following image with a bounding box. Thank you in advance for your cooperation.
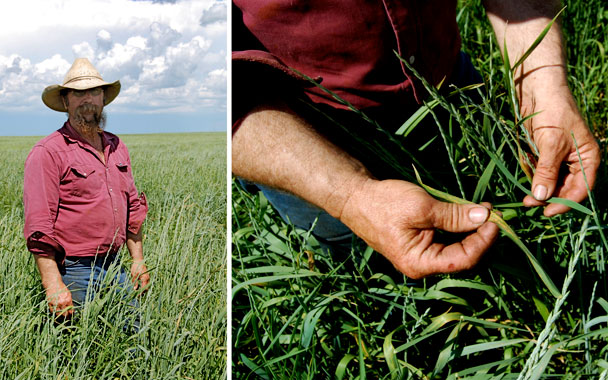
[126,229,149,291]
[233,102,499,278]
[484,0,601,216]
[33,253,73,317]
[24,147,73,317]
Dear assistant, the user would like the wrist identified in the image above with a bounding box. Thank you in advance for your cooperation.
[335,177,378,229]
[43,277,66,292]
[517,65,568,97]
[321,168,375,221]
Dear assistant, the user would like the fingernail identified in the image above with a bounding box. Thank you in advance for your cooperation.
[469,207,489,224]
[534,185,548,201]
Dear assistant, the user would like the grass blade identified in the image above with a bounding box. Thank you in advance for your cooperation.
[460,338,528,356]
[395,98,440,137]
[232,272,323,299]
[383,328,403,379]
[413,166,561,298]
[335,354,356,380]
[511,7,567,70]
[472,158,496,204]
[301,305,327,348]
[485,148,592,215]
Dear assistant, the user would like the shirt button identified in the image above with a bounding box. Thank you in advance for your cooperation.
[409,55,415,64]
[110,188,113,192]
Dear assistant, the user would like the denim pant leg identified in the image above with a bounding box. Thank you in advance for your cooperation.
[98,255,141,330]
[98,255,140,308]
[61,254,137,307]
[255,183,354,252]
[61,254,140,331]
[61,256,97,306]
[450,51,484,90]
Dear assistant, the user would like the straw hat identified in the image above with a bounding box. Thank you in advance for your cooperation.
[42,58,121,112]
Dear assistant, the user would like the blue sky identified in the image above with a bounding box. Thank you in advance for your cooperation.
[0,0,227,136]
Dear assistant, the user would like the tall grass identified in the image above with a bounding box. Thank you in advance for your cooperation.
[0,132,227,379]
[232,0,608,378]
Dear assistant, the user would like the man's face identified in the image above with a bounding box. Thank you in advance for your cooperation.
[65,87,106,131]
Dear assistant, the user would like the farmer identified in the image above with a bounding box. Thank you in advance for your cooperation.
[23,58,150,318]
[232,1,601,278]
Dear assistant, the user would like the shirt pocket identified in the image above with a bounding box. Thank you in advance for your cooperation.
[65,165,103,198]
[115,162,133,193]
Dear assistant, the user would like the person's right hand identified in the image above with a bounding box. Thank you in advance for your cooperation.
[340,179,500,278]
[44,281,74,318]
[131,260,150,292]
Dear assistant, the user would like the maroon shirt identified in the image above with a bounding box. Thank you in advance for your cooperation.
[23,122,148,260]
[233,0,461,119]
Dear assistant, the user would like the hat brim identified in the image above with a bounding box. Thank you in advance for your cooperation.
[42,79,121,112]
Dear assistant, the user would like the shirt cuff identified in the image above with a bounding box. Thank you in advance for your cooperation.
[232,50,321,125]
[26,232,62,256]
[233,50,319,84]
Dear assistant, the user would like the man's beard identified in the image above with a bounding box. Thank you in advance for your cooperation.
[72,103,107,134]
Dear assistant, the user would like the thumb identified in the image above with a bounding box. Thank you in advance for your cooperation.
[530,130,569,201]
[431,201,490,233]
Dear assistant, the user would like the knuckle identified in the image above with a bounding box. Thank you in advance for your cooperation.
[534,161,561,181]
[433,202,468,231]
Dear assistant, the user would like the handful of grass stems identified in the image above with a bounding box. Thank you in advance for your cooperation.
[232,2,608,378]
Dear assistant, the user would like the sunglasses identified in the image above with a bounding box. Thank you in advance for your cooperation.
[70,87,103,97]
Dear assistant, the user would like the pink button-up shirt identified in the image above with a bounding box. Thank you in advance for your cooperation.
[23,122,148,260]
[233,0,461,119]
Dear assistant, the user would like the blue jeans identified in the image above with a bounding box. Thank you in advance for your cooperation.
[255,183,353,246]
[60,253,140,330]
[61,253,130,305]
[248,52,482,246]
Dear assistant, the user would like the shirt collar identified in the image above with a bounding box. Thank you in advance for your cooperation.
[59,121,119,150]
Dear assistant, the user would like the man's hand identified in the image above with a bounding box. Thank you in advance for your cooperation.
[130,260,150,291]
[340,179,500,278]
[44,279,74,318]
[33,253,74,318]
[484,0,600,216]
[126,230,149,292]
[485,0,601,216]
[522,92,600,216]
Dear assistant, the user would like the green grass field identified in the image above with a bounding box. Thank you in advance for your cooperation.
[232,1,608,378]
[0,132,227,379]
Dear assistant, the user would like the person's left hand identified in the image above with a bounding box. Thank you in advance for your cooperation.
[522,88,601,216]
[131,260,150,292]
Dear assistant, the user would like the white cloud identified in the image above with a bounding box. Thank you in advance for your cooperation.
[72,42,95,60]
[200,2,227,26]
[149,22,182,56]
[97,30,114,53]
[34,55,72,81]
[204,68,227,94]
[0,0,227,114]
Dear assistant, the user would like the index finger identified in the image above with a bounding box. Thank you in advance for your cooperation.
[543,164,596,217]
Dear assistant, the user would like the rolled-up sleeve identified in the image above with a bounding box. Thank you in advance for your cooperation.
[232,3,316,132]
[23,146,64,256]
[122,149,147,234]
[127,191,148,235]
[232,51,315,132]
